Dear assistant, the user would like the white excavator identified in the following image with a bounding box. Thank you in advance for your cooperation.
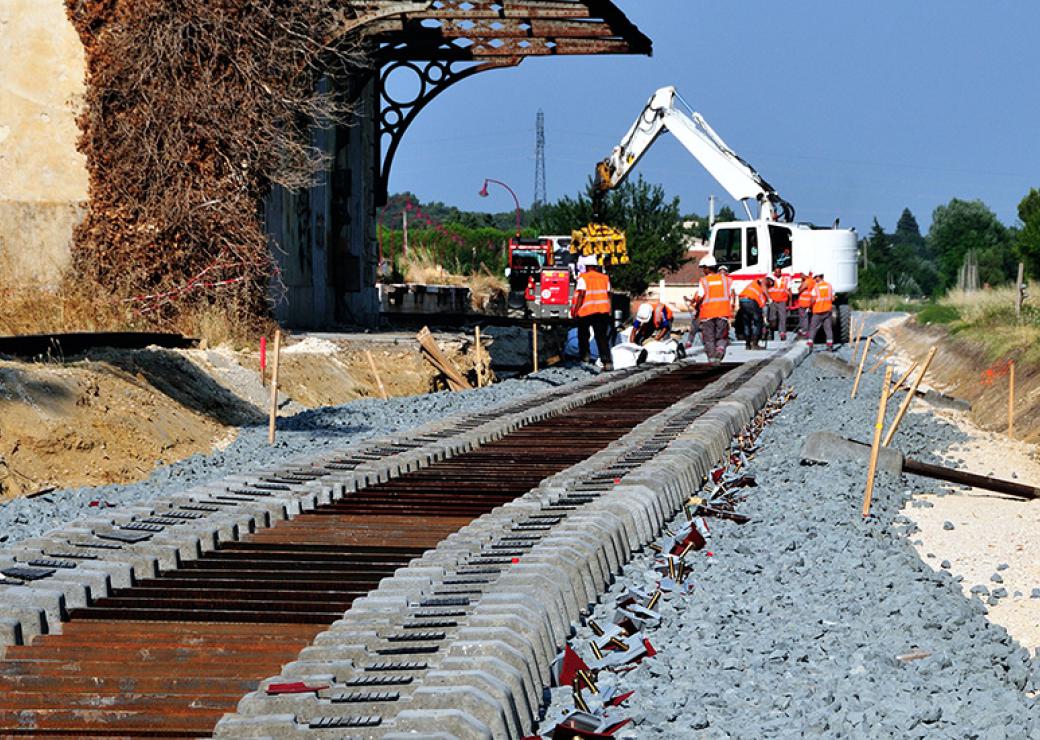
[593,86,857,342]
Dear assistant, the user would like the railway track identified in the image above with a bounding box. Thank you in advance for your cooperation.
[0,359,793,738]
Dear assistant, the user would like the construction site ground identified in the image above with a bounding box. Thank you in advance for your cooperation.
[0,326,558,503]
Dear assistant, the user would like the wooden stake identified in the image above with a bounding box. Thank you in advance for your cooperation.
[1016,262,1025,321]
[417,327,471,391]
[267,329,282,445]
[867,346,895,374]
[887,361,918,400]
[852,317,865,354]
[850,335,873,399]
[474,326,483,388]
[532,322,539,373]
[1009,360,1016,438]
[260,336,267,387]
[365,350,389,400]
[862,366,895,518]
[882,346,937,447]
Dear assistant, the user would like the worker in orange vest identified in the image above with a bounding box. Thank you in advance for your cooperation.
[632,301,674,344]
[766,266,791,341]
[694,255,734,363]
[796,271,816,338]
[807,272,836,351]
[571,255,614,371]
[738,278,768,350]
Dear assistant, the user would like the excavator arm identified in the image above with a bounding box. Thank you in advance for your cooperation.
[592,87,795,223]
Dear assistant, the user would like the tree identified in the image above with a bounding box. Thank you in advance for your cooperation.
[1015,188,1040,279]
[866,218,891,267]
[894,208,926,253]
[927,199,1014,288]
[537,176,690,295]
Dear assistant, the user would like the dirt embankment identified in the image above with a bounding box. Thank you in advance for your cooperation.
[0,333,490,500]
[881,316,1040,444]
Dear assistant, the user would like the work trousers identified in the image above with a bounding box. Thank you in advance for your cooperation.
[739,299,764,344]
[808,310,834,346]
[700,317,730,361]
[799,306,811,336]
[769,301,789,337]
[577,313,612,365]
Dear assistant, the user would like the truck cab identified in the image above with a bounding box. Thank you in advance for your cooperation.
[710,219,858,340]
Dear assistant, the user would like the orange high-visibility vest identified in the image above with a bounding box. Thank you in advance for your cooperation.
[576,271,612,317]
[740,281,768,308]
[811,281,834,314]
[698,274,732,320]
[798,276,816,309]
[767,274,790,303]
[653,303,674,326]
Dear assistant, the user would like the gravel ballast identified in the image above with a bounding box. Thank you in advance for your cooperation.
[0,365,597,547]
[538,328,1040,738]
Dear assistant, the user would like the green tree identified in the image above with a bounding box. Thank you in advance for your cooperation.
[894,208,926,250]
[927,199,1014,288]
[537,176,690,295]
[865,217,891,268]
[1015,188,1040,279]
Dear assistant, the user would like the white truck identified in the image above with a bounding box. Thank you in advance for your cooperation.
[593,86,857,341]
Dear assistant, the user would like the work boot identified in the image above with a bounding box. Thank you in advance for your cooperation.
[827,343,835,353]
[780,333,787,341]
[602,361,614,372]
[745,340,752,350]
[806,340,814,351]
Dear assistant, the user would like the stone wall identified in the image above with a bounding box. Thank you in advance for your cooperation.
[0,0,87,285]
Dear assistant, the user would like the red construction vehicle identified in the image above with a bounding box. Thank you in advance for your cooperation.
[505,236,576,318]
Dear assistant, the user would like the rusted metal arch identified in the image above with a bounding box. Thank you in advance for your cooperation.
[328,1,651,205]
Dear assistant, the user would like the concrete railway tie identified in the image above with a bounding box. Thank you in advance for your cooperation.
[0,346,808,738]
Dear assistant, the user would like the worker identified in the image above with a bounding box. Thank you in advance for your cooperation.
[796,271,816,338]
[807,272,836,352]
[632,301,674,345]
[766,266,791,341]
[571,255,614,371]
[737,277,768,350]
[693,255,733,363]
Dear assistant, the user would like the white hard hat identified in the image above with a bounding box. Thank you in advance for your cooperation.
[698,255,717,268]
[578,255,599,269]
[636,303,653,322]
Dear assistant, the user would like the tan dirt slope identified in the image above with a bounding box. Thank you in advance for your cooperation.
[0,334,488,500]
[881,317,1040,444]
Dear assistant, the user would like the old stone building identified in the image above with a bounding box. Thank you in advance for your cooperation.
[0,1,649,327]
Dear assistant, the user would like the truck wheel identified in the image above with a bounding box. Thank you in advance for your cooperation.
[837,304,852,344]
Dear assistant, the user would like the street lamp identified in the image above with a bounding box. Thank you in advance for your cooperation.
[479,178,522,236]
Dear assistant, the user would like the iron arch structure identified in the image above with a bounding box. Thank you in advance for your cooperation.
[268,1,650,327]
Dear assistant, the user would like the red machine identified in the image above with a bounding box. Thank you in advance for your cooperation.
[506,237,575,318]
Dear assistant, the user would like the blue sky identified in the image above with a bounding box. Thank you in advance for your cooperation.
[387,1,1038,235]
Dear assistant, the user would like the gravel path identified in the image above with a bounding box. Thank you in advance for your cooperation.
[539,330,1040,738]
[0,364,596,547]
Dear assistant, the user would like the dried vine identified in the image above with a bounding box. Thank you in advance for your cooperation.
[63,0,365,328]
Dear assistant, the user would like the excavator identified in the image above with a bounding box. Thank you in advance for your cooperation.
[592,86,857,342]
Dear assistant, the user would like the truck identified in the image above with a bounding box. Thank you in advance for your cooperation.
[505,236,575,319]
[593,86,858,341]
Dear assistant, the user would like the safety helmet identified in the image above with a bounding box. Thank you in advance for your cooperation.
[698,255,717,268]
[578,255,600,269]
[636,303,653,322]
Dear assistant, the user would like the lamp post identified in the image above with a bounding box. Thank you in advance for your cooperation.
[479,178,522,236]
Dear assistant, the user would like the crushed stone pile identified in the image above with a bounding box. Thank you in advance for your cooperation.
[539,322,1040,737]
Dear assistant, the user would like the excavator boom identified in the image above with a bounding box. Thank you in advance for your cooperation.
[593,87,794,222]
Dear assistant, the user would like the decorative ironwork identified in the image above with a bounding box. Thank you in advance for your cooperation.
[332,1,652,204]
